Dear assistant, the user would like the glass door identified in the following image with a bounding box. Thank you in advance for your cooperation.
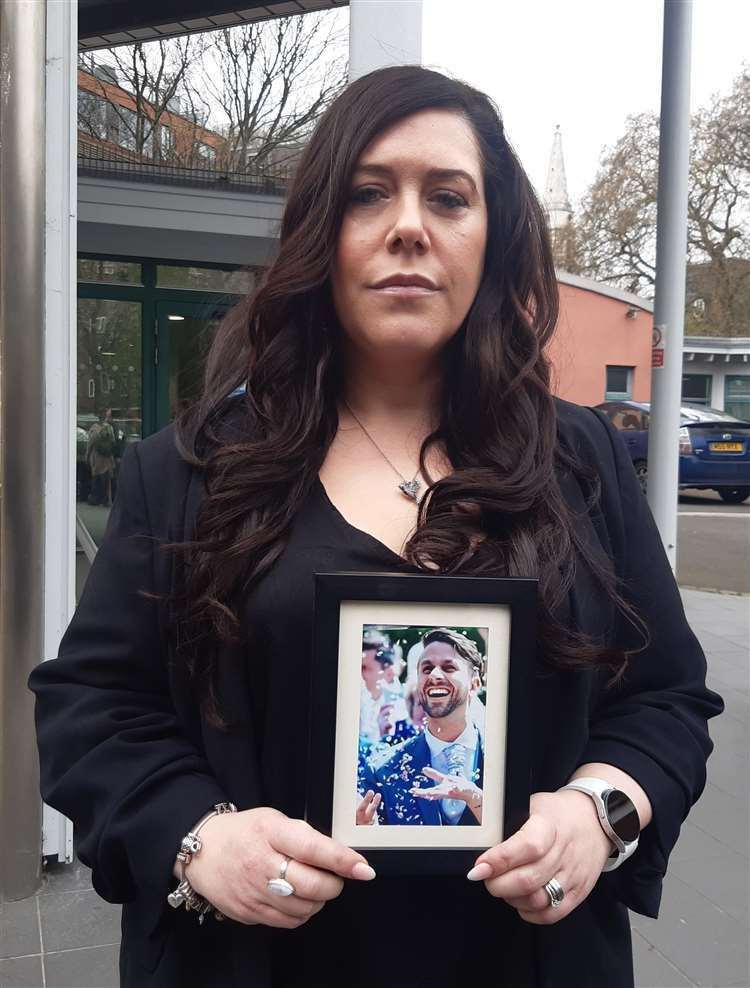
[76,296,143,589]
[155,299,229,430]
[725,375,750,422]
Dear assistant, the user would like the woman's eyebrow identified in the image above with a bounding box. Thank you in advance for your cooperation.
[353,163,478,194]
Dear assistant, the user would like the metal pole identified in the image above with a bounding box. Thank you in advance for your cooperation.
[647,0,693,571]
[0,0,46,900]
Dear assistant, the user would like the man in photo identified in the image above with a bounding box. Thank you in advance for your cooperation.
[357,628,485,826]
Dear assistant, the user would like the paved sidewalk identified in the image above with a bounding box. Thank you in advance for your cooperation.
[1,589,747,988]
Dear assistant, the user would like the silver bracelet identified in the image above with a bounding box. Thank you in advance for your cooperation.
[167,802,237,923]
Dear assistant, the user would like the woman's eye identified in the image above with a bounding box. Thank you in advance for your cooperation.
[350,187,383,205]
[433,191,467,209]
[349,188,467,209]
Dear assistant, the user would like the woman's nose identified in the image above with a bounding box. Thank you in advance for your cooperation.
[385,194,429,253]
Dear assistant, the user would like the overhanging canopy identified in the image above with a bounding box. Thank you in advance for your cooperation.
[79,0,349,50]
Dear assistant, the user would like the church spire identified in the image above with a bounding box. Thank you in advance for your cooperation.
[543,126,578,272]
[544,125,572,230]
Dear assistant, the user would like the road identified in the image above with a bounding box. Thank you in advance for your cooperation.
[677,489,750,594]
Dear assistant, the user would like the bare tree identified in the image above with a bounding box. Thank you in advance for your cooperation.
[575,68,750,335]
[193,13,348,175]
[575,113,660,296]
[78,38,204,163]
[686,68,750,335]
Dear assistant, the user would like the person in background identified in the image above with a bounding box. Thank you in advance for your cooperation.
[359,640,409,744]
[86,410,116,507]
[109,409,128,503]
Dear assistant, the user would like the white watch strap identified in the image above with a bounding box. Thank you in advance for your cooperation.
[560,777,639,871]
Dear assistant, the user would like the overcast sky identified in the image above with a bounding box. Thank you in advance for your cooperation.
[421,0,749,206]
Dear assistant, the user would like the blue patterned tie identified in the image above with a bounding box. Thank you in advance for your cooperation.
[440,742,468,823]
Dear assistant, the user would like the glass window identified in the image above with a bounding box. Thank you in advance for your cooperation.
[76,297,144,591]
[78,258,142,285]
[605,365,633,401]
[160,123,175,157]
[195,142,217,164]
[156,264,257,294]
[682,374,712,406]
[77,297,142,511]
[78,91,107,140]
[166,310,224,422]
[725,375,750,422]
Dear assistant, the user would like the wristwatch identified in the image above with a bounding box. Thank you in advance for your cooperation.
[560,777,640,872]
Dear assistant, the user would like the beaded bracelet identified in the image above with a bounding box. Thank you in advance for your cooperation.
[167,802,237,923]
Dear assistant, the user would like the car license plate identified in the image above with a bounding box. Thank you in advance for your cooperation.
[709,442,743,452]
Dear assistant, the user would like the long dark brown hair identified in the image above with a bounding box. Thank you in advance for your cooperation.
[168,65,643,720]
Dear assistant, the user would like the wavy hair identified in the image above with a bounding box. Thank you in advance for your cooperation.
[167,65,642,722]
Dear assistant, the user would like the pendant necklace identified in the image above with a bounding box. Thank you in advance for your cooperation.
[343,401,423,502]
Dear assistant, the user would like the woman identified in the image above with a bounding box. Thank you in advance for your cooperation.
[30,66,722,987]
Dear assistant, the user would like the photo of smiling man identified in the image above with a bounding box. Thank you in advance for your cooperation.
[357,627,486,827]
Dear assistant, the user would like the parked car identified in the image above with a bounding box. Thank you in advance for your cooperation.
[595,400,750,504]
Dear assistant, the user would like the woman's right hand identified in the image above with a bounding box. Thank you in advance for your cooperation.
[182,807,376,928]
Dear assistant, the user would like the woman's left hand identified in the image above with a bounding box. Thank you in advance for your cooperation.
[468,790,614,924]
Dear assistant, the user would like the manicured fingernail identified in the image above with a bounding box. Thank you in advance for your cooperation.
[466,863,492,881]
[352,862,377,881]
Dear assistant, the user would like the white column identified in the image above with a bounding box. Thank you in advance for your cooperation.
[42,0,77,863]
[349,0,423,81]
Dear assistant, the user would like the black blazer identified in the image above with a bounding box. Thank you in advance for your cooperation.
[29,399,723,988]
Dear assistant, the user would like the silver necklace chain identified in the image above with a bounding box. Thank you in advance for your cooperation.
[343,401,423,502]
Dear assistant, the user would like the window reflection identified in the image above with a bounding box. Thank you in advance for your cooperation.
[76,298,142,576]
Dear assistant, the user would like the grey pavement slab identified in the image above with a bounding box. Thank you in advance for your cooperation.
[38,890,121,954]
[632,873,749,987]
[670,841,749,924]
[669,821,739,866]
[704,655,749,692]
[44,944,119,988]
[0,899,40,961]
[687,782,749,859]
[39,859,93,896]
[633,929,697,987]
[704,747,748,801]
[0,954,44,988]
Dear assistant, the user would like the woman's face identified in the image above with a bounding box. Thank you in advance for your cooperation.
[331,109,488,363]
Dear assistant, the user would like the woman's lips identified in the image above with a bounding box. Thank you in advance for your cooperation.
[371,285,437,296]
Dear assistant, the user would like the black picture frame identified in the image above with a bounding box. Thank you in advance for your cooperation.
[307,572,536,877]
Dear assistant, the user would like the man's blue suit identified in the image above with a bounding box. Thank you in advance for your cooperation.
[363,731,484,826]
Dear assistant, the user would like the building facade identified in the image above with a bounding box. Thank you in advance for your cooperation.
[682,336,750,418]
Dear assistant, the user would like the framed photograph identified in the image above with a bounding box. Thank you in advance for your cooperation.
[307,572,536,876]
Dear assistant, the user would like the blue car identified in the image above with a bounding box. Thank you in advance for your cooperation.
[595,400,750,504]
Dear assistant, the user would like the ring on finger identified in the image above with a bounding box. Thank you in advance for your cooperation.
[543,877,565,909]
[267,856,296,897]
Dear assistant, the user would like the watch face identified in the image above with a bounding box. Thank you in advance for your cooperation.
[604,789,640,843]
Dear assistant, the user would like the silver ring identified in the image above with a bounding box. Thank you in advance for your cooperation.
[543,877,565,909]
[267,856,296,897]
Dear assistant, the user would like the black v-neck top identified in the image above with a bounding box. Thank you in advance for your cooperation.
[31,401,724,988]
[242,480,537,987]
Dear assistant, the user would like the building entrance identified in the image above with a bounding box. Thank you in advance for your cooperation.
[76,256,253,559]
[155,299,229,429]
